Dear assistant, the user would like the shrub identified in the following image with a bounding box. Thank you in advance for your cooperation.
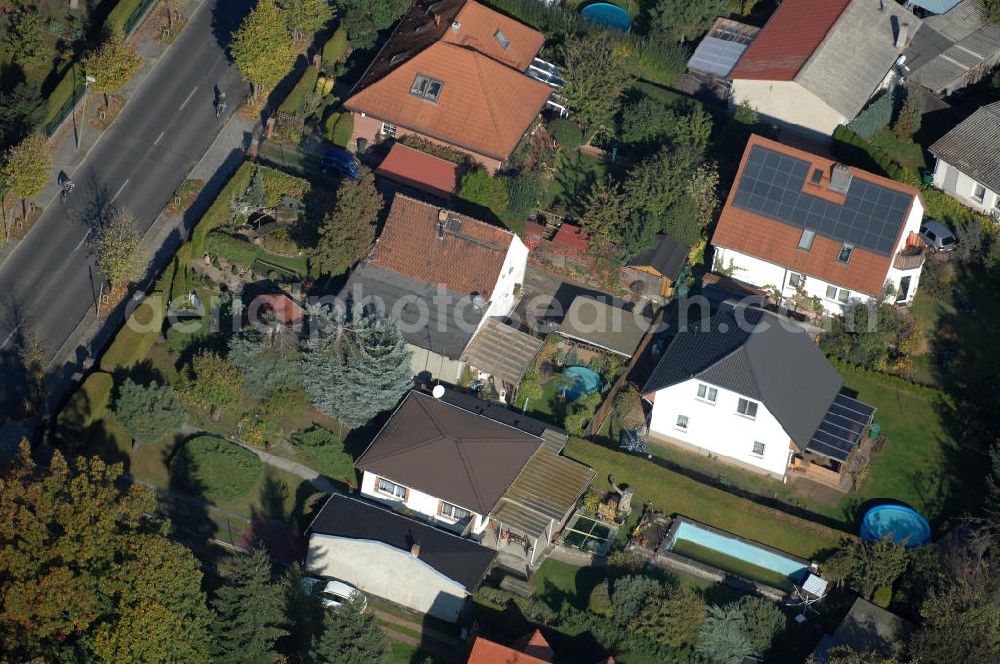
[104,0,146,34]
[588,580,613,616]
[458,169,509,219]
[548,118,582,150]
[474,585,514,608]
[873,585,892,608]
[324,111,353,147]
[258,164,308,206]
[322,26,348,67]
[611,575,660,626]
[505,171,548,218]
[113,379,188,443]
[848,89,895,139]
[99,297,165,371]
[170,436,263,502]
[289,425,355,483]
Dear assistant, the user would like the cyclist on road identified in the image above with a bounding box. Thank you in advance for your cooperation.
[216,91,227,118]
[61,178,76,201]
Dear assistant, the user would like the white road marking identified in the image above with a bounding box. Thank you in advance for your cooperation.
[74,228,93,252]
[178,86,198,110]
[1,325,21,349]
[110,178,130,203]
[153,130,165,145]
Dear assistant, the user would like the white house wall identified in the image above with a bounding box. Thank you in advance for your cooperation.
[306,534,469,622]
[360,470,487,534]
[647,378,793,477]
[729,80,847,140]
[484,235,529,321]
[713,193,925,314]
[932,158,1000,216]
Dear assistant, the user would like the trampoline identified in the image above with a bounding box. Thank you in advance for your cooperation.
[860,505,931,548]
[559,366,601,400]
[580,2,632,32]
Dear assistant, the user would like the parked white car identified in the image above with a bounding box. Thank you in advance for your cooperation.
[302,577,367,612]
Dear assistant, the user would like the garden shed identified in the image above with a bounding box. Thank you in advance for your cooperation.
[556,295,650,358]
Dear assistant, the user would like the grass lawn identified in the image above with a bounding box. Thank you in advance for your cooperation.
[669,540,796,591]
[869,128,926,171]
[564,438,845,558]
[839,365,979,531]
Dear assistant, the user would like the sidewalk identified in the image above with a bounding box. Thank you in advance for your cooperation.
[0,0,206,264]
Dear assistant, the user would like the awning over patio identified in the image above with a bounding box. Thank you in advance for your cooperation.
[462,318,544,389]
[806,392,876,463]
[490,441,595,540]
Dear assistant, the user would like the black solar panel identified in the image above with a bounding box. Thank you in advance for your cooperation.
[733,146,913,256]
[806,393,876,462]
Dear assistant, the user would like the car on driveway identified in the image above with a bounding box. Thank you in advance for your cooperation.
[919,220,957,253]
[302,577,368,612]
[322,148,360,180]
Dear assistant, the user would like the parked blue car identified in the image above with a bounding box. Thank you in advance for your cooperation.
[322,148,360,180]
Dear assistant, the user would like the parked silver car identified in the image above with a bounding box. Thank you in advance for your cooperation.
[919,220,957,252]
[302,577,367,612]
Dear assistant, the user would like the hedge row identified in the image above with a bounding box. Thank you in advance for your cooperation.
[324,111,353,147]
[828,356,947,401]
[831,126,921,188]
[322,26,348,67]
[277,65,320,115]
[99,295,166,371]
[44,64,85,133]
[922,187,996,228]
[104,0,147,34]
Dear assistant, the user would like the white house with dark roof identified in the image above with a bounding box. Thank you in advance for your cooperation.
[641,307,875,480]
[355,388,595,570]
[929,101,1000,216]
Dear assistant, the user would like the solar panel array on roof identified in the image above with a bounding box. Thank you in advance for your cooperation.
[688,36,748,76]
[806,392,876,462]
[731,146,913,256]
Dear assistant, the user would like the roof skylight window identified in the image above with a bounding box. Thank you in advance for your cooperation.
[410,74,443,102]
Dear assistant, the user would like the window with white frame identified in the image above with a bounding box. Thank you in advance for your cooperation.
[696,383,717,403]
[377,477,407,499]
[788,272,802,288]
[736,398,758,419]
[825,285,849,302]
[439,501,470,520]
[752,441,765,456]
[972,182,986,203]
[675,414,689,430]
[381,122,396,137]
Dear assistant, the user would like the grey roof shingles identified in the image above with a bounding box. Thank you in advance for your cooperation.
[308,494,496,591]
[642,307,844,445]
[929,101,1000,192]
[341,263,484,360]
[795,0,913,119]
[557,295,650,358]
[905,0,1000,92]
[627,234,690,281]
[356,390,543,514]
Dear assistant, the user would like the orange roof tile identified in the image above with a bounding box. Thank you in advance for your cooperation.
[347,41,550,161]
[712,135,919,297]
[443,1,545,71]
[551,224,588,255]
[376,143,460,197]
[370,194,514,298]
[510,630,554,661]
[466,636,552,664]
[249,293,304,325]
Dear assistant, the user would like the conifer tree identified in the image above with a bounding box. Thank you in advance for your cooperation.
[210,548,288,664]
[309,595,389,664]
[229,323,301,399]
[113,378,188,442]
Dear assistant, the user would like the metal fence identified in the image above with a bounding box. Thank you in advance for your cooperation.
[123,0,158,36]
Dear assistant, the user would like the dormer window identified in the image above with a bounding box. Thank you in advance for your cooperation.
[410,74,443,102]
[838,243,854,263]
[494,29,510,50]
[798,228,816,251]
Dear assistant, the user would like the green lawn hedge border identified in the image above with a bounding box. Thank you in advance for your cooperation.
[59,371,114,430]
[828,356,947,401]
[99,294,166,371]
[322,26,348,67]
[169,435,264,502]
[278,65,320,115]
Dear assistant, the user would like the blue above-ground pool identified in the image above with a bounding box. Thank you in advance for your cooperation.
[861,505,931,548]
[580,2,632,32]
[559,366,601,400]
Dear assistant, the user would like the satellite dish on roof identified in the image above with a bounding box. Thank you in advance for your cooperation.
[432,385,446,399]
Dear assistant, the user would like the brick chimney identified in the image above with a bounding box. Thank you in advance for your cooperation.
[437,209,448,239]
[410,542,421,557]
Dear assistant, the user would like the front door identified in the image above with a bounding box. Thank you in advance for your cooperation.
[896,276,911,302]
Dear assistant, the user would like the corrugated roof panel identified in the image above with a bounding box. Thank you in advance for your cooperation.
[688,37,748,76]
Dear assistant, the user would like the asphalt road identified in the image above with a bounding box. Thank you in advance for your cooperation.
[0,0,253,412]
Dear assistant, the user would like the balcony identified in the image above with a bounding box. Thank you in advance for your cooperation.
[893,246,925,271]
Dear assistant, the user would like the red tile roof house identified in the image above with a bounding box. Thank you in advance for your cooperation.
[343,0,552,174]
[728,0,915,140]
[711,135,927,316]
[341,193,529,382]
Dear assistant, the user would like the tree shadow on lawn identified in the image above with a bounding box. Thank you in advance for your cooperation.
[164,435,225,571]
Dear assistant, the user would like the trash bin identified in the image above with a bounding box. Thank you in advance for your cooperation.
[870,422,881,438]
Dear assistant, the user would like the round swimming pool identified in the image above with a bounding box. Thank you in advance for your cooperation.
[860,505,931,548]
[580,2,632,32]
[559,366,601,400]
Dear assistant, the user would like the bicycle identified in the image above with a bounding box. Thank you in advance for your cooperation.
[60,179,76,202]
[215,93,227,119]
